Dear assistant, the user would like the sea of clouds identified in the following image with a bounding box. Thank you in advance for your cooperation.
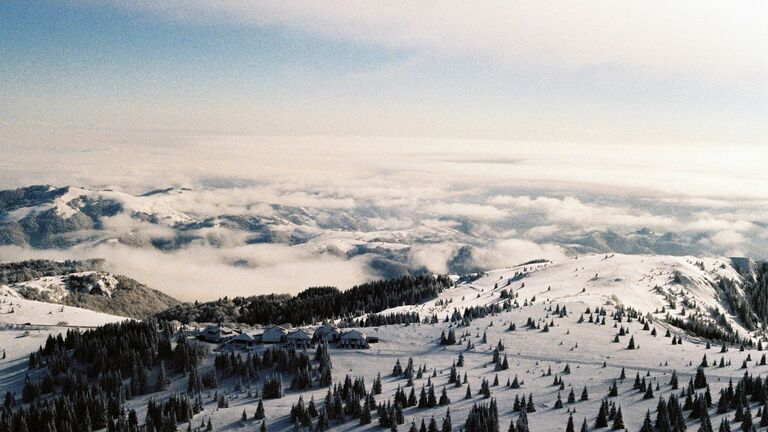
[0,125,766,300]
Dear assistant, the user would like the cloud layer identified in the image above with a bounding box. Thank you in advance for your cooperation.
[1,128,767,300]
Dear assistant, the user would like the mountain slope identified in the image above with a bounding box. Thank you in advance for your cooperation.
[0,259,179,318]
[8,253,768,432]
[379,253,755,342]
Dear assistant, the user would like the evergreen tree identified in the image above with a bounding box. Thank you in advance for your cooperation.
[595,401,609,428]
[694,368,708,389]
[742,405,754,432]
[699,399,713,432]
[627,336,636,350]
[255,400,265,420]
[612,407,625,430]
[718,418,730,432]
[442,408,452,432]
[656,397,671,432]
[640,410,654,432]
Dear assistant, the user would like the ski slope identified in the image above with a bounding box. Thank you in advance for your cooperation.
[178,253,761,432]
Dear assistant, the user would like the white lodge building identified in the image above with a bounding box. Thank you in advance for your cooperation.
[286,329,314,349]
[261,325,288,344]
[338,330,369,349]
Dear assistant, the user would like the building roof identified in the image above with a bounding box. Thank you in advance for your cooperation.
[340,330,367,340]
[263,325,287,334]
[229,332,255,342]
[315,324,340,334]
[203,324,232,334]
[287,329,312,339]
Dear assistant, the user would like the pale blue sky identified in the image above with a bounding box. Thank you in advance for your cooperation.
[1,1,765,143]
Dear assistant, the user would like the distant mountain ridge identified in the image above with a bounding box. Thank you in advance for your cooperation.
[0,184,748,279]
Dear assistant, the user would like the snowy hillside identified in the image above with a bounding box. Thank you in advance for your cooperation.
[0,294,129,411]
[0,260,179,319]
[138,254,768,431]
[382,254,751,338]
[7,252,768,432]
[0,295,127,327]
[1,270,119,302]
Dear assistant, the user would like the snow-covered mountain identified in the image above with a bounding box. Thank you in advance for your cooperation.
[0,185,743,283]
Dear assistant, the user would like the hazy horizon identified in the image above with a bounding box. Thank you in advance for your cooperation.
[0,128,766,300]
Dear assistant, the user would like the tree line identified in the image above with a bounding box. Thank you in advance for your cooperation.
[155,274,452,325]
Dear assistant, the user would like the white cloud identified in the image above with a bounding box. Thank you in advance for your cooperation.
[490,195,677,229]
[424,203,508,221]
[0,243,374,301]
[409,243,461,274]
[1,130,767,300]
[95,1,767,83]
[472,239,567,270]
[684,216,756,234]
[710,230,747,247]
[525,225,560,240]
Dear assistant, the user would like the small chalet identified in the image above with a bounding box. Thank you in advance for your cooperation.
[261,325,288,344]
[286,329,314,349]
[221,332,255,351]
[313,324,341,343]
[201,325,233,343]
[338,330,369,349]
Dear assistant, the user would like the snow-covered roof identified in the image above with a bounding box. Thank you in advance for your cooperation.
[287,329,312,340]
[264,324,287,333]
[341,330,367,340]
[315,324,340,334]
[204,325,232,334]
[229,332,254,342]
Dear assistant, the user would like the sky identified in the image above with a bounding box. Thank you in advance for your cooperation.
[1,1,766,143]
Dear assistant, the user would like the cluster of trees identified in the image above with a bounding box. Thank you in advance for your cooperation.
[448,302,510,327]
[28,321,206,398]
[686,263,768,336]
[594,400,625,430]
[10,320,212,432]
[439,329,457,345]
[262,376,284,400]
[716,372,768,417]
[156,274,452,325]
[740,262,768,330]
[390,383,451,409]
[464,399,499,432]
[0,185,68,213]
[405,410,452,432]
[665,314,750,346]
[145,393,203,432]
[0,258,103,284]
[1,385,136,432]
[347,312,422,328]
[512,394,536,412]
[291,374,381,429]
[214,343,333,394]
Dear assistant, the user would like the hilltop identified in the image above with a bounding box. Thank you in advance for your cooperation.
[0,259,179,319]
